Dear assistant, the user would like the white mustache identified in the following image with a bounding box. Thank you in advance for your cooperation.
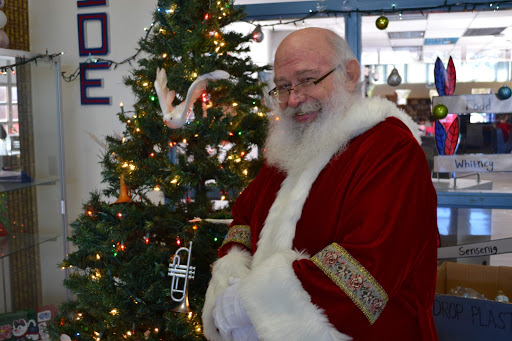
[284,101,322,117]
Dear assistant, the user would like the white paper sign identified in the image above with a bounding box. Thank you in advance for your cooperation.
[438,238,512,259]
[434,154,512,172]
[432,94,512,114]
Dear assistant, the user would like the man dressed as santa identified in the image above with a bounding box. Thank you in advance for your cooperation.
[203,27,439,341]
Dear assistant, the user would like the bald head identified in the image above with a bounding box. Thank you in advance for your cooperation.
[275,28,338,64]
[272,28,361,111]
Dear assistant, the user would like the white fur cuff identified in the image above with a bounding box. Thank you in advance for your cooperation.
[239,250,352,341]
[203,247,253,341]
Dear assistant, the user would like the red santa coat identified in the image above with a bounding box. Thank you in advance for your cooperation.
[203,97,439,341]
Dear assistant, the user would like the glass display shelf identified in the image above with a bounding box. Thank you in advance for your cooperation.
[434,172,512,267]
[434,173,512,209]
[0,178,60,194]
[0,233,61,260]
[0,48,68,317]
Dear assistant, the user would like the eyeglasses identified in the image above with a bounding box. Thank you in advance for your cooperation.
[268,67,337,101]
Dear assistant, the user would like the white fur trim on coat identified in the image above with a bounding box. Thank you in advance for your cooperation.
[240,249,352,341]
[253,97,419,267]
[205,97,418,340]
[203,247,252,341]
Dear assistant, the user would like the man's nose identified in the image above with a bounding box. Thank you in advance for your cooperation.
[285,90,305,108]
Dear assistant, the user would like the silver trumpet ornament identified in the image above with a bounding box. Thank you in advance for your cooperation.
[168,241,196,313]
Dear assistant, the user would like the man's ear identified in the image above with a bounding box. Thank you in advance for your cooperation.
[344,59,361,92]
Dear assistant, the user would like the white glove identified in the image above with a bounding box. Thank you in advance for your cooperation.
[213,278,252,340]
[232,325,259,341]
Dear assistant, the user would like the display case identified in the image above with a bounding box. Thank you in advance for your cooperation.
[0,49,68,319]
[434,159,512,266]
[433,166,512,341]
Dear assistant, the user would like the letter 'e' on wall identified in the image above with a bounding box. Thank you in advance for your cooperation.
[76,0,111,105]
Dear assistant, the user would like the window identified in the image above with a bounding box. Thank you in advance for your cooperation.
[0,57,18,155]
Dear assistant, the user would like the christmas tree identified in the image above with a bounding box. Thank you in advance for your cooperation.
[50,0,269,339]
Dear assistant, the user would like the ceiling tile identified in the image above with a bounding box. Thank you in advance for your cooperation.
[391,38,424,46]
[424,29,466,38]
[382,19,428,32]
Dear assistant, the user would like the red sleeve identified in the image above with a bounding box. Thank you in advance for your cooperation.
[293,122,438,337]
[218,163,284,258]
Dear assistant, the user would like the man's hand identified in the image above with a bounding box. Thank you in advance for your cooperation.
[232,325,258,341]
[213,278,255,340]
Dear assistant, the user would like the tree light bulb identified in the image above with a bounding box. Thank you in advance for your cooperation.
[176,236,181,245]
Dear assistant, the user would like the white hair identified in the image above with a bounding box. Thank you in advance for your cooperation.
[326,30,364,96]
[264,73,361,173]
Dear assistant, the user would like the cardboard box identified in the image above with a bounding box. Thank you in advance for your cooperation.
[434,262,512,341]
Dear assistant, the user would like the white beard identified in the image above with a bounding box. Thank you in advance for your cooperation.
[265,85,361,174]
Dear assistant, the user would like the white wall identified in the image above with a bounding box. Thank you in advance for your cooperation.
[28,1,156,223]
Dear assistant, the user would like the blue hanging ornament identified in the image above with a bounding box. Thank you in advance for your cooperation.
[496,84,511,100]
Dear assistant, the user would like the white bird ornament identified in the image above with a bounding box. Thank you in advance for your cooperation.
[154,67,230,129]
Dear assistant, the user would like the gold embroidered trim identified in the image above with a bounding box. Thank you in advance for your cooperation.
[220,225,251,251]
[311,243,388,324]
